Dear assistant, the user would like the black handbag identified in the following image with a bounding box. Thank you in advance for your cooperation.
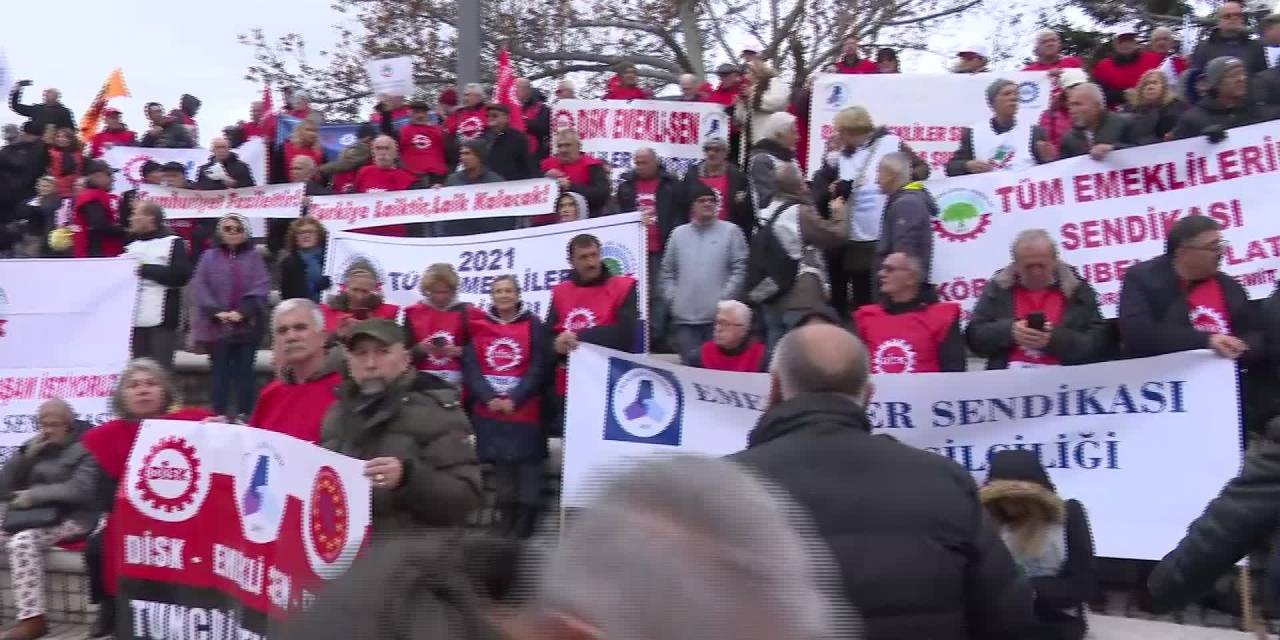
[2,506,62,533]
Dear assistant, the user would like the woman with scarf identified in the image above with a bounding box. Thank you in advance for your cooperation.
[402,263,473,389]
[461,275,548,537]
[189,213,271,419]
[279,217,331,302]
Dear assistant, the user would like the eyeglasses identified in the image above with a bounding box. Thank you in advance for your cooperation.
[714,320,746,328]
[220,226,244,234]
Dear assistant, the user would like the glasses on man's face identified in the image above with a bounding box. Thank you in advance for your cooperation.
[714,320,745,328]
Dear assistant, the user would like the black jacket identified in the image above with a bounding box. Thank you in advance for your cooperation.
[1057,112,1139,160]
[945,119,1050,176]
[194,153,256,190]
[678,161,753,240]
[140,121,195,149]
[279,249,330,302]
[875,186,937,278]
[132,228,194,329]
[482,127,535,182]
[78,197,127,258]
[967,262,1113,369]
[0,139,49,208]
[544,267,640,354]
[615,168,682,252]
[1190,28,1268,74]
[1118,254,1263,360]
[730,394,1034,640]
[1256,66,1280,107]
[1123,100,1187,144]
[1171,96,1278,140]
[8,86,75,132]
[521,97,551,160]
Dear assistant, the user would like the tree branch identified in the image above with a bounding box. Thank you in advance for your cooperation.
[880,0,984,27]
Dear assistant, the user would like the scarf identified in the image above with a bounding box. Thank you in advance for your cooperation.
[300,247,326,300]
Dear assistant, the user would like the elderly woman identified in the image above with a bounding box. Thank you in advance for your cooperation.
[461,275,548,537]
[190,213,271,419]
[403,263,473,387]
[1123,68,1186,144]
[81,359,211,638]
[321,260,400,340]
[0,399,99,640]
[690,300,767,372]
[284,119,326,172]
[279,217,330,302]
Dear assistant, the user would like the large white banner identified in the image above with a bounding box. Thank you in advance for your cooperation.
[0,367,117,463]
[550,99,730,180]
[102,138,269,196]
[927,121,1280,318]
[564,344,1241,561]
[137,183,305,219]
[807,71,1052,175]
[308,178,557,233]
[326,215,647,321]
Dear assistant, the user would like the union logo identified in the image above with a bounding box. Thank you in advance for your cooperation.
[551,109,575,133]
[135,436,201,515]
[1189,305,1229,335]
[121,154,154,189]
[563,308,598,332]
[601,241,637,277]
[931,188,994,243]
[425,330,457,366]
[1017,81,1040,104]
[872,338,917,374]
[457,117,485,140]
[380,64,394,78]
[338,133,358,147]
[485,337,523,372]
[411,134,432,150]
[307,466,349,566]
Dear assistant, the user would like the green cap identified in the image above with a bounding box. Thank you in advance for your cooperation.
[346,318,404,348]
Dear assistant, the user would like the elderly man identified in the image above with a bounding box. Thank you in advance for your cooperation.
[689,301,767,371]
[1119,215,1262,361]
[555,79,576,100]
[873,153,935,280]
[1149,26,1189,81]
[322,318,481,531]
[1173,56,1277,140]
[1093,31,1165,107]
[670,73,709,101]
[834,33,877,73]
[540,128,609,218]
[291,155,332,197]
[1191,1,1267,73]
[678,137,753,238]
[355,135,416,193]
[747,111,800,213]
[1024,30,1085,74]
[195,137,255,190]
[515,78,551,159]
[731,324,1034,638]
[250,299,343,443]
[140,101,195,149]
[617,147,681,349]
[483,104,534,181]
[967,229,1111,369]
[660,182,748,364]
[946,79,1052,176]
[8,81,75,132]
[1054,83,1138,160]
[853,252,965,373]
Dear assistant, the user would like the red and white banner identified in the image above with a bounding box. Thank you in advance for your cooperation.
[307,178,556,232]
[550,99,730,179]
[115,419,372,638]
[927,121,1280,318]
[137,183,306,219]
[101,138,269,196]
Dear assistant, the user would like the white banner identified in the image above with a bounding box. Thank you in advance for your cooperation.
[308,178,556,232]
[807,71,1052,175]
[326,214,647,321]
[0,367,117,464]
[137,183,305,219]
[102,138,268,196]
[365,56,414,98]
[926,121,1280,318]
[550,99,730,180]
[564,345,1241,561]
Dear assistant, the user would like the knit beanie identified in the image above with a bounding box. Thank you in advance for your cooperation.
[1203,56,1243,94]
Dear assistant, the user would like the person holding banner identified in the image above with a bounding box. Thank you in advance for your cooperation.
[194,136,255,190]
[1172,56,1277,141]
[354,135,419,235]
[124,201,192,370]
[967,229,1112,370]
[322,260,401,340]
[541,128,609,219]
[71,160,126,258]
[1122,69,1187,144]
[250,299,343,444]
[403,263,472,388]
[945,79,1052,176]
[1054,83,1139,161]
[853,252,965,374]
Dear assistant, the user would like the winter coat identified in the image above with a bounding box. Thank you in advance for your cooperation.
[460,306,549,463]
[747,138,800,212]
[140,120,195,149]
[1123,99,1186,144]
[0,139,48,208]
[677,161,754,240]
[8,86,75,132]
[520,96,552,159]
[482,126,535,182]
[1256,66,1280,107]
[189,238,271,347]
[874,185,936,279]
[615,168,682,252]
[279,247,330,303]
[194,152,256,190]
[1057,112,1140,159]
[0,431,100,532]
[1190,28,1267,74]
[317,140,373,181]
[659,219,749,324]
[1171,96,1278,140]
[123,228,194,329]
[730,393,1035,640]
[321,370,482,532]
[967,262,1112,369]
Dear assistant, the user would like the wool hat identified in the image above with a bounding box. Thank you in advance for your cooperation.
[685,180,718,205]
[1204,56,1244,92]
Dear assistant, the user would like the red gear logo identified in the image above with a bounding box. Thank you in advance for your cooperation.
[457,116,485,141]
[872,339,917,374]
[0,319,7,338]
[411,134,432,150]
[308,466,349,565]
[563,308,598,332]
[485,337,523,372]
[931,213,992,243]
[135,437,201,514]
[121,154,154,189]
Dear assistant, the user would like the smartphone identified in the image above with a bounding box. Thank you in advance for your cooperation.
[1027,312,1046,332]
[431,336,447,347]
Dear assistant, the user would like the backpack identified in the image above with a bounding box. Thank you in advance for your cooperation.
[744,201,800,304]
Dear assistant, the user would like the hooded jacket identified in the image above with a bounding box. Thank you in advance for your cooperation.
[1171,95,1278,140]
[730,393,1034,639]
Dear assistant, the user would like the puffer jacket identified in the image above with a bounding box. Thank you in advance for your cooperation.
[1171,97,1278,140]
[0,432,101,531]
[730,393,1035,640]
[321,370,482,532]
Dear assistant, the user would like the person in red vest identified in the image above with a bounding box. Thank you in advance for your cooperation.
[540,128,609,218]
[603,62,653,100]
[691,300,767,372]
[89,108,136,158]
[321,261,401,342]
[546,234,639,430]
[403,263,472,388]
[353,135,419,236]
[516,77,552,160]
[1093,31,1165,108]
[447,83,489,143]
[250,299,343,443]
[1023,30,1085,75]
[238,100,268,140]
[833,34,877,74]
[461,274,548,537]
[381,95,453,186]
[72,161,126,258]
[853,252,965,374]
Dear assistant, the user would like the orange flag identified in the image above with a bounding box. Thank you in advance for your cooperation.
[79,69,130,141]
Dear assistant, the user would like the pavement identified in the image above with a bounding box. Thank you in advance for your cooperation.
[1090,615,1264,638]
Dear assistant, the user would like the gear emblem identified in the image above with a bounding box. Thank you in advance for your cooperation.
[564,308,598,332]
[485,337,523,372]
[135,436,201,514]
[425,331,457,366]
[1189,305,1229,335]
[872,338,917,374]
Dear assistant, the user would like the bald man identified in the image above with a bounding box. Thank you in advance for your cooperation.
[731,324,1034,639]
[194,136,255,191]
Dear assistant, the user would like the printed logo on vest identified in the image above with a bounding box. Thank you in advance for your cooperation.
[1189,305,1228,334]
[604,358,683,446]
[425,330,457,366]
[458,117,485,140]
[305,465,351,578]
[129,435,209,522]
[235,441,287,544]
[411,134,432,150]
[932,188,994,243]
[485,337,523,372]
[338,133,358,147]
[988,144,1017,170]
[563,307,598,331]
[872,338,917,374]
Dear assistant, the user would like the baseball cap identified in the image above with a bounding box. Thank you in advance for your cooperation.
[103,107,122,117]
[957,44,990,59]
[1114,31,1138,41]
[346,318,404,348]
[1059,67,1090,89]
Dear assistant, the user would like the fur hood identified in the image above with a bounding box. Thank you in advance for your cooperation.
[990,261,1083,299]
[980,479,1065,524]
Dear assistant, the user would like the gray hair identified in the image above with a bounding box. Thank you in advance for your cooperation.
[1010,228,1059,258]
[774,162,808,199]
[758,111,798,141]
[533,455,846,639]
[37,398,75,421]
[1070,82,1105,106]
[716,300,752,326]
[111,358,178,419]
[771,324,869,402]
[272,298,325,331]
[634,147,658,162]
[462,82,487,97]
[878,152,913,189]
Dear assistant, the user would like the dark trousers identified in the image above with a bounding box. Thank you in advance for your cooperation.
[131,326,177,371]
[673,323,713,365]
[209,342,258,417]
[828,242,876,318]
[494,461,545,507]
[85,528,107,604]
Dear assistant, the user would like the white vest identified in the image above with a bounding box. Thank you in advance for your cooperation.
[826,132,901,242]
[123,236,181,328]
[970,117,1037,172]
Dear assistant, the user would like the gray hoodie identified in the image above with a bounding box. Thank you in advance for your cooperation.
[659,218,748,325]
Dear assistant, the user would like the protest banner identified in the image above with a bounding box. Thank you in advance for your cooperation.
[327,214,647,323]
[308,178,557,232]
[806,71,1052,175]
[0,258,137,462]
[137,183,305,219]
[550,99,730,180]
[102,138,268,196]
[115,419,372,639]
[926,121,1280,318]
[564,344,1240,560]
[365,56,414,98]
[274,115,412,161]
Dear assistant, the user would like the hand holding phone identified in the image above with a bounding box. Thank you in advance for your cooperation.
[1026,312,1046,332]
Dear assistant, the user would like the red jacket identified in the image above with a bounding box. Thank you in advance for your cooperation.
[398,122,449,176]
[249,370,343,443]
[1093,51,1165,100]
[90,128,137,157]
[833,58,878,74]
[240,120,267,140]
[72,187,124,258]
[49,147,83,198]
[284,142,325,171]
[707,83,744,108]
[1023,56,1084,71]
[603,75,653,101]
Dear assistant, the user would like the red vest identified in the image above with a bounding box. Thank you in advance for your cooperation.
[854,302,960,374]
[398,123,448,176]
[833,59,878,74]
[551,275,637,395]
[469,313,541,423]
[248,371,343,444]
[448,106,488,141]
[320,302,400,334]
[1009,286,1068,366]
[1186,278,1231,335]
[700,340,766,372]
[72,188,124,258]
[540,154,602,187]
[404,303,470,386]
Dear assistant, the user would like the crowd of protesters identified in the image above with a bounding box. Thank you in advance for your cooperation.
[0,6,1279,640]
